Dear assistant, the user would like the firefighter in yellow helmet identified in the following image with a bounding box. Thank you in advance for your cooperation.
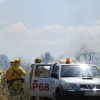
[5,60,15,88]
[10,58,26,91]
[29,58,42,85]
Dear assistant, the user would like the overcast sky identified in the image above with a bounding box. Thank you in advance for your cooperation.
[0,0,100,62]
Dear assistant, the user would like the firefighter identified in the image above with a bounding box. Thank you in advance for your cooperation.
[29,58,42,85]
[11,58,26,91]
[5,60,15,88]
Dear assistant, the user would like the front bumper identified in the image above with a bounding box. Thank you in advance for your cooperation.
[61,90,100,100]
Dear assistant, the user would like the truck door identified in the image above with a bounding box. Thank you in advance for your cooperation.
[31,64,53,98]
[51,65,60,95]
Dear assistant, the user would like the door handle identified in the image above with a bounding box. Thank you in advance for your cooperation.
[33,80,38,82]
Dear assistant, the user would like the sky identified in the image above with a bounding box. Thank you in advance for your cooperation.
[0,0,100,62]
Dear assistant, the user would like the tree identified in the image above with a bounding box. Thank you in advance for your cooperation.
[75,44,95,62]
[0,54,9,72]
[41,52,54,63]
[58,55,63,59]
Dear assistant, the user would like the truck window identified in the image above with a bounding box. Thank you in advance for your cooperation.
[35,65,51,78]
[60,65,100,78]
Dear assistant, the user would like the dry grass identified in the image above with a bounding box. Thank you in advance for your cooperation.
[0,78,30,100]
[0,81,10,100]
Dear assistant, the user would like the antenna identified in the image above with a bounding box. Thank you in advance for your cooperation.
[90,33,93,53]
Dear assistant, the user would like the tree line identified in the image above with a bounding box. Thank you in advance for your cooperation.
[0,44,97,84]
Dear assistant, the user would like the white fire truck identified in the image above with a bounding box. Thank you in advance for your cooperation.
[30,58,100,100]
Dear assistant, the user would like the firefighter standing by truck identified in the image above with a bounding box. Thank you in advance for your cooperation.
[29,58,42,85]
[11,58,26,91]
[29,58,43,100]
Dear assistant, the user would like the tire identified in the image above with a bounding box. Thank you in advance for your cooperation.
[56,92,61,100]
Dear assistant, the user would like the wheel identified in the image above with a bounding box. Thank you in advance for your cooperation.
[56,92,61,100]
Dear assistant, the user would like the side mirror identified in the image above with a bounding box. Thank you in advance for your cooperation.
[51,73,59,79]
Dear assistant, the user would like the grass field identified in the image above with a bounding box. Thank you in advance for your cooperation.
[0,76,31,100]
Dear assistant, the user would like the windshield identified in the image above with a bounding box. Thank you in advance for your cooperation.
[61,65,100,78]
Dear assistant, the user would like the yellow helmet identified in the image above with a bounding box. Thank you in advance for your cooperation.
[34,58,42,63]
[14,58,20,63]
[10,60,15,63]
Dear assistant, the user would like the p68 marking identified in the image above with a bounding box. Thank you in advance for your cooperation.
[33,83,49,91]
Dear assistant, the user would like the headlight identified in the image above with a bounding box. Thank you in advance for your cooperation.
[64,83,76,90]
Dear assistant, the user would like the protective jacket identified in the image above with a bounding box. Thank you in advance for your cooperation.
[5,67,12,80]
[10,66,26,90]
[11,66,26,79]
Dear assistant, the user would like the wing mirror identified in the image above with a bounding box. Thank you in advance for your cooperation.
[51,73,59,79]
